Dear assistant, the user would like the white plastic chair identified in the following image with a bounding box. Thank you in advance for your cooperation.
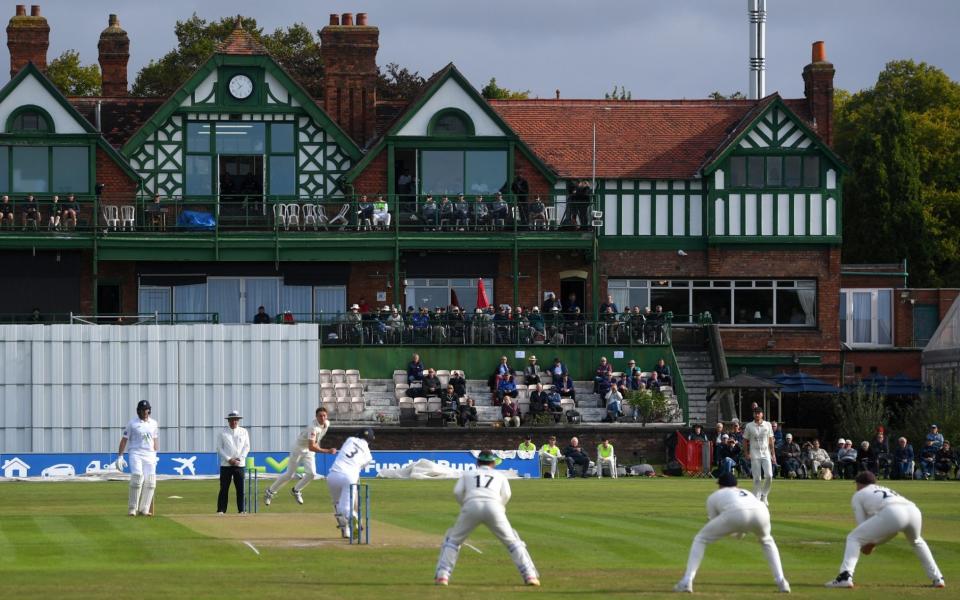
[348,384,364,397]
[395,383,409,400]
[435,370,450,387]
[330,369,346,383]
[302,204,320,230]
[319,369,332,384]
[285,203,301,230]
[120,205,136,230]
[393,370,408,386]
[334,383,349,398]
[427,399,442,413]
[102,205,119,231]
[345,369,361,384]
[272,203,287,229]
[398,397,414,409]
[597,446,618,478]
[413,397,428,413]
[327,203,350,229]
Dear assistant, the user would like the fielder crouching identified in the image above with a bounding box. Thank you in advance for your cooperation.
[116,400,159,516]
[434,450,540,587]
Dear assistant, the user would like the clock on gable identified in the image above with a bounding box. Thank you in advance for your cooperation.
[228,74,254,100]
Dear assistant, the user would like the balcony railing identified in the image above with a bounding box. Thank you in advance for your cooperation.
[307,312,672,347]
[0,194,598,236]
[0,312,220,324]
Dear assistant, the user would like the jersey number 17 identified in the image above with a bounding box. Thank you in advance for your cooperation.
[475,474,494,488]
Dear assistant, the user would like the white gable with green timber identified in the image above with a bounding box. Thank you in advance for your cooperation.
[122,54,361,199]
[738,107,814,150]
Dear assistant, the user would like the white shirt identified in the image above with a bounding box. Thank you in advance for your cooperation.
[293,418,329,453]
[453,465,511,506]
[851,484,914,524]
[217,425,250,467]
[744,420,774,459]
[123,417,159,452]
[706,486,765,519]
[329,437,373,479]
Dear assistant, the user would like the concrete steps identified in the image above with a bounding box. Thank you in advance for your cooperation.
[675,350,714,424]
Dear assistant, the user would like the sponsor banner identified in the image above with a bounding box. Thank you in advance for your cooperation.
[1,450,540,479]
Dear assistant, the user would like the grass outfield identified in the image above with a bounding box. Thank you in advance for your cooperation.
[0,477,957,599]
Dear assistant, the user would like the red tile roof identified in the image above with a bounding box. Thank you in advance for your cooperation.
[491,96,814,179]
[69,97,165,148]
[217,22,268,55]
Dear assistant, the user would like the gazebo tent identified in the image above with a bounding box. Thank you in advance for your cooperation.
[772,372,840,394]
[922,295,960,390]
[707,372,783,421]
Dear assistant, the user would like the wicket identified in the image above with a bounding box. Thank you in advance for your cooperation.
[348,483,370,544]
[244,468,260,514]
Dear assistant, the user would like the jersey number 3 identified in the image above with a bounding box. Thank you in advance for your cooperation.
[475,474,494,488]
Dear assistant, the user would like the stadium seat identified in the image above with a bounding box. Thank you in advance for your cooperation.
[398,398,414,409]
[345,369,361,384]
[348,383,364,397]
[393,370,407,386]
[330,369,346,383]
[320,382,335,397]
[413,397,428,412]
[334,383,349,398]
[319,369,332,384]
[435,370,450,387]
[427,399,441,413]
[395,383,409,400]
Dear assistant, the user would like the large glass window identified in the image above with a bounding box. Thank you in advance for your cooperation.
[269,156,295,196]
[185,155,213,195]
[693,289,732,324]
[776,281,816,325]
[784,156,802,187]
[421,151,463,195]
[840,289,892,346]
[51,147,89,192]
[766,156,782,186]
[215,123,265,154]
[803,156,820,187]
[608,279,649,312]
[747,156,764,188]
[270,123,294,153]
[729,156,746,187]
[186,122,211,152]
[12,146,48,192]
[466,151,507,195]
[405,278,493,314]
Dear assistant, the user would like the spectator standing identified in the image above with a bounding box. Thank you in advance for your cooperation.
[511,171,529,223]
[873,431,891,477]
[216,410,250,514]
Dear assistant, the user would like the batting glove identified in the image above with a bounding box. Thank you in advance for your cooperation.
[115,455,127,471]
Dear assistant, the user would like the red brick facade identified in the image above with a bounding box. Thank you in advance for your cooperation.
[320,14,379,147]
[6,5,48,79]
[351,152,387,195]
[97,14,129,97]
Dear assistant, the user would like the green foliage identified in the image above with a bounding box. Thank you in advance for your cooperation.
[832,387,889,444]
[46,50,101,96]
[480,77,530,100]
[605,85,632,100]
[898,386,960,447]
[627,389,670,425]
[708,90,746,100]
[835,60,960,286]
[377,62,427,101]
[131,15,323,98]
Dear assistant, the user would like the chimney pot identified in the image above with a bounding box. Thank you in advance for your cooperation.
[555,89,560,100]
[30,5,39,17]
[329,13,339,26]
[341,12,353,26]
[357,13,368,26]
[812,40,826,63]
[15,5,25,16]
[109,13,119,27]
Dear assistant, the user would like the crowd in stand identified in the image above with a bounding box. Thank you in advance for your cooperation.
[695,421,958,481]
[0,194,81,230]
[325,296,670,346]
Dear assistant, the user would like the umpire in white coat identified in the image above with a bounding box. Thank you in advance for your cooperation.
[216,410,250,514]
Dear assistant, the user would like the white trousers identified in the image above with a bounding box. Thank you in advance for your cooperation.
[326,470,358,520]
[268,448,317,494]
[128,450,157,515]
[435,501,538,583]
[839,504,942,581]
[751,456,773,499]
[681,508,785,586]
[542,454,558,478]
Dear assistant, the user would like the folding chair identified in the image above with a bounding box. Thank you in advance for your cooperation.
[597,447,618,478]
[327,203,350,230]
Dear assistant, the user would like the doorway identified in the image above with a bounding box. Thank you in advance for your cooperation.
[560,278,586,313]
[219,155,263,221]
[394,149,416,218]
[913,304,939,347]
[97,282,122,315]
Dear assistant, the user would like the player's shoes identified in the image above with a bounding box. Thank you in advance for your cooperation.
[777,579,791,593]
[216,511,224,516]
[673,580,693,593]
[932,578,945,588]
[263,489,275,506]
[127,510,136,517]
[825,572,854,588]
[524,577,540,587]
[291,488,304,505]
[435,577,449,586]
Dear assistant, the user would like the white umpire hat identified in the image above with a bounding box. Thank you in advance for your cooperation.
[225,410,243,420]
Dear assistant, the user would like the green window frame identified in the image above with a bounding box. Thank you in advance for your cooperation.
[728,153,823,190]
[419,149,508,196]
[5,105,54,133]
[0,144,92,194]
[427,108,476,137]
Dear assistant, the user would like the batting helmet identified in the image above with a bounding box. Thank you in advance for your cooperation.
[356,427,375,442]
[136,400,152,414]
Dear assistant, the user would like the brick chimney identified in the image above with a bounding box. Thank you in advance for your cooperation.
[802,41,835,146]
[98,14,129,96]
[7,5,50,79]
[320,12,379,145]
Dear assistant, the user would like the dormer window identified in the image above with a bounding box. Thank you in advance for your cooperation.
[9,109,52,133]
[428,109,475,137]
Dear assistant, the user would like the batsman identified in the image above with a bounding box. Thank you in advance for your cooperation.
[115,400,159,516]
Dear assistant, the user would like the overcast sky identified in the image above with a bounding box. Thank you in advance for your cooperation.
[4,0,959,98]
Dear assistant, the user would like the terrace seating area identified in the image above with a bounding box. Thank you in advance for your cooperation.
[325,368,682,426]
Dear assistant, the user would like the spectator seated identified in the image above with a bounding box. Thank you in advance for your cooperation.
[406,353,425,385]
[892,437,915,480]
[501,396,521,427]
[596,439,617,478]
[934,441,956,480]
[458,398,478,427]
[802,439,834,478]
[777,434,804,478]
[919,440,938,480]
[653,358,672,385]
[836,440,858,479]
[523,355,542,385]
[496,374,520,406]
[539,436,563,478]
[438,384,460,424]
[562,437,591,478]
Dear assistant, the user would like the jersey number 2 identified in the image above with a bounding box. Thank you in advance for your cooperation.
[475,474,494,488]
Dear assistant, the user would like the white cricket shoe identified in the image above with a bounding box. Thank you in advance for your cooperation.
[435,577,448,586]
[932,578,945,588]
[825,572,854,588]
[291,488,304,505]
[524,577,540,587]
[674,580,693,593]
[778,579,791,593]
[216,511,225,516]
[128,510,137,517]
[263,489,275,506]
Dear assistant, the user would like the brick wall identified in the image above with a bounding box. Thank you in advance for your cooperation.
[351,152,387,195]
[844,350,923,380]
[96,146,138,205]
[494,250,591,309]
[322,426,673,465]
[77,255,136,314]
[347,261,397,308]
[513,151,552,198]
